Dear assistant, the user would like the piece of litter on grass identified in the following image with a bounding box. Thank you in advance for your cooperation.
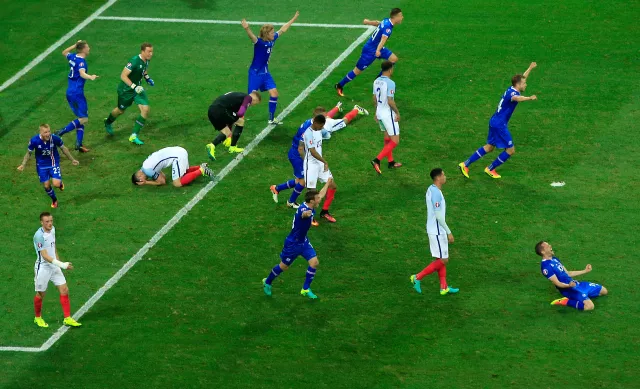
[550,182,566,187]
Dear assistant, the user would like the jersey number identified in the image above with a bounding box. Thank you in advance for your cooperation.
[53,166,60,174]
[376,87,383,103]
[496,98,504,112]
[68,67,74,79]
[371,27,380,41]
[42,149,51,156]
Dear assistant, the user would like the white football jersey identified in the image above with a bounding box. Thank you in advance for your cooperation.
[303,128,323,164]
[426,185,447,235]
[373,76,396,116]
[141,146,188,178]
[33,226,56,264]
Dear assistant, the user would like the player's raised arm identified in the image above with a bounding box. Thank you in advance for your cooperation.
[241,19,258,43]
[512,95,537,102]
[277,11,299,35]
[61,41,80,57]
[363,19,380,26]
[523,62,537,79]
[60,145,79,166]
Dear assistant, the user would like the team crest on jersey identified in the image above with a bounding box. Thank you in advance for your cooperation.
[127,62,132,67]
[37,243,43,248]
[434,202,440,208]
[511,92,516,96]
[386,28,391,33]
[543,269,548,275]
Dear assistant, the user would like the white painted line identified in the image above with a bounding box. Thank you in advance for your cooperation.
[0,26,375,353]
[0,0,118,93]
[96,16,370,29]
[550,182,566,187]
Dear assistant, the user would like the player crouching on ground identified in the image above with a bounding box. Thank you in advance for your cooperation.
[132,146,213,187]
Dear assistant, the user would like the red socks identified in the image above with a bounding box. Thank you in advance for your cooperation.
[186,165,201,173]
[383,138,394,161]
[59,294,71,318]
[437,266,447,290]
[377,140,397,161]
[327,106,340,118]
[180,169,201,186]
[416,259,445,280]
[323,188,336,211]
[344,108,359,123]
[34,295,42,317]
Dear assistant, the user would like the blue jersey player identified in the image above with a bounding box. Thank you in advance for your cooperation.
[262,183,329,299]
[459,62,538,179]
[17,124,79,208]
[270,115,326,209]
[535,241,608,311]
[241,11,299,125]
[335,8,404,97]
[56,40,99,153]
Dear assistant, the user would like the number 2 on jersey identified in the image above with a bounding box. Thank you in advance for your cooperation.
[376,87,383,103]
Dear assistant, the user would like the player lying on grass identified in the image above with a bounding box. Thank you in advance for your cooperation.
[17,124,79,208]
[131,146,213,187]
[319,101,369,140]
[536,241,608,311]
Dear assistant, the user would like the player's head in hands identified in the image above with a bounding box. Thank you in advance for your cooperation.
[259,24,276,41]
[511,74,527,92]
[390,8,404,24]
[249,90,262,105]
[39,123,51,140]
[131,170,147,186]
[76,40,90,57]
[535,241,554,258]
[40,212,53,230]
[312,114,326,130]
[140,42,154,60]
[381,60,394,77]
[430,168,446,185]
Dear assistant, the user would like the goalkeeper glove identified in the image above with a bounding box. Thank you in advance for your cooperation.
[144,74,155,86]
[130,83,144,94]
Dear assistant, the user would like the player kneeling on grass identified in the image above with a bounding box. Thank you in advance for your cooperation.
[33,212,81,328]
[132,146,213,187]
[536,241,608,311]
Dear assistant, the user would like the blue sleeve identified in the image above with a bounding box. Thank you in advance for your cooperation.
[34,231,45,250]
[509,89,520,101]
[430,189,443,208]
[255,38,263,46]
[53,135,64,147]
[78,59,86,71]
[541,262,554,279]
[382,20,392,37]
[66,53,73,60]
[273,32,280,41]
[28,138,35,151]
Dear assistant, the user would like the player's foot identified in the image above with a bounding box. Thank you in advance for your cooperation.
[300,288,318,299]
[410,275,422,294]
[440,286,460,296]
[200,163,214,179]
[388,161,403,169]
[59,182,65,191]
[320,210,336,223]
[228,146,244,153]
[129,134,144,145]
[335,101,343,112]
[104,118,113,135]
[223,136,232,148]
[370,159,382,175]
[63,317,82,327]
[551,297,569,306]
[206,143,216,161]
[34,317,49,328]
[354,104,369,116]
[458,162,470,179]
[311,219,319,227]
[286,201,300,209]
[334,83,344,97]
[270,185,279,203]
[263,278,272,296]
[484,167,501,179]
[51,200,58,209]
[76,145,90,153]
[268,119,284,126]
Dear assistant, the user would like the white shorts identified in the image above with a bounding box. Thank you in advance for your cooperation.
[304,161,333,189]
[325,118,347,133]
[171,149,189,181]
[34,261,66,292]
[377,110,400,136]
[428,234,449,259]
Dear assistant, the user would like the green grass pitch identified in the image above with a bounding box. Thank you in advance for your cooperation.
[0,0,638,388]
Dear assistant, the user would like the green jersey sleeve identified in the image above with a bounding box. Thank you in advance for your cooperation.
[125,55,150,85]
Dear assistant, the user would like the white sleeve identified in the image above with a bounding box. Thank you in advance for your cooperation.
[303,129,316,149]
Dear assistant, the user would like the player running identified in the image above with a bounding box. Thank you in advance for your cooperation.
[17,124,79,208]
[241,11,299,125]
[410,168,460,296]
[103,43,155,145]
[335,8,404,96]
[32,212,81,328]
[370,61,402,174]
[206,91,261,160]
[536,241,608,311]
[458,62,538,179]
[131,146,213,187]
[56,40,98,153]
[262,182,330,300]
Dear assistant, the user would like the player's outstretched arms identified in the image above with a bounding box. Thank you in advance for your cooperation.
[60,146,79,165]
[17,151,31,171]
[241,19,258,43]
[568,264,592,277]
[363,19,380,26]
[278,11,299,34]
[523,62,537,78]
[512,95,537,102]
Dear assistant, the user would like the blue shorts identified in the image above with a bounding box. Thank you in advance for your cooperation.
[355,47,393,71]
[487,125,514,149]
[280,239,317,266]
[37,165,62,183]
[560,281,603,302]
[288,154,304,179]
[66,93,88,118]
[248,71,276,93]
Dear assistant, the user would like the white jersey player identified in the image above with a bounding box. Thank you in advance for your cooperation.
[131,146,213,187]
[318,102,369,140]
[32,212,81,328]
[410,169,460,296]
[371,60,402,174]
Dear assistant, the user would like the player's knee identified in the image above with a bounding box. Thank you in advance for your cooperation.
[484,144,495,153]
[309,257,319,268]
[172,180,182,188]
[441,258,449,264]
[140,105,150,116]
[236,118,245,127]
[279,262,289,271]
[583,300,595,311]
[269,89,278,97]
[59,285,69,296]
[79,117,88,125]
[600,286,608,296]
[36,291,46,299]
[353,67,362,76]
[507,147,515,155]
[390,54,399,63]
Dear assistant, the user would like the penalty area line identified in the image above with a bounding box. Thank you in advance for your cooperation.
[95,16,370,29]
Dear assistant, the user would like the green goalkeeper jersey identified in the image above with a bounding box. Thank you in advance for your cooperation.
[117,54,150,92]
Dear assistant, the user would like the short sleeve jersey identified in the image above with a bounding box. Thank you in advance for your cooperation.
[373,76,396,112]
[28,134,63,168]
[250,33,279,74]
[540,257,574,290]
[286,202,314,243]
[118,54,150,91]
[303,128,323,164]
[489,86,521,129]
[363,18,394,52]
[33,226,56,265]
[66,53,87,94]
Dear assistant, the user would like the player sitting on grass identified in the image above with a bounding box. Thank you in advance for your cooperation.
[536,241,608,311]
[132,146,213,187]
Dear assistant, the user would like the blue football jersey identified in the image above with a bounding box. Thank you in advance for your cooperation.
[289,119,313,156]
[541,257,574,290]
[489,86,521,128]
[250,33,279,74]
[286,202,315,243]
[363,18,394,52]
[66,53,87,94]
[28,134,63,167]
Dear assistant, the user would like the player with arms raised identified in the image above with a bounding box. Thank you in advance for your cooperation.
[458,62,537,179]
[104,43,155,145]
[410,168,460,296]
[56,40,98,153]
[262,182,330,300]
[32,212,81,328]
[131,146,213,187]
[241,11,299,125]
[335,8,404,96]
[370,61,402,174]
[17,124,79,208]
[536,241,608,311]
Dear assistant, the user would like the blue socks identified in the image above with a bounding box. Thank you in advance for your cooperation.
[289,183,304,204]
[269,97,278,121]
[487,151,511,171]
[567,299,585,310]
[76,125,85,147]
[465,147,487,167]
[339,71,357,87]
[276,179,295,193]
[58,118,81,136]
[45,187,57,201]
[303,266,317,290]
[265,264,283,285]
